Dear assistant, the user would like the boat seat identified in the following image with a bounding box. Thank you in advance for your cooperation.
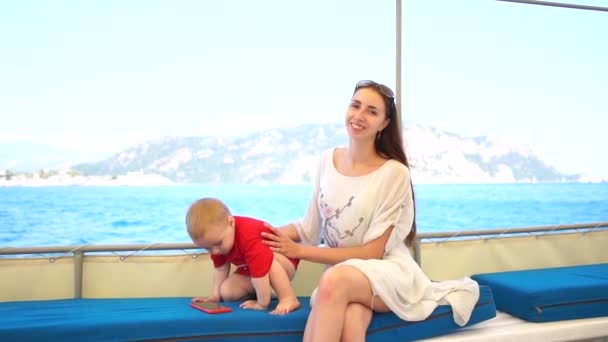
[0,285,496,342]
[471,263,608,322]
[420,311,608,342]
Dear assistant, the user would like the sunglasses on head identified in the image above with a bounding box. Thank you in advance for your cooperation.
[355,80,395,100]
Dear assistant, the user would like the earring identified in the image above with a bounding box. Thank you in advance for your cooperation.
[377,131,382,141]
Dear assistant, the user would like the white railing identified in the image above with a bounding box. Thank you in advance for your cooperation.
[1,221,607,298]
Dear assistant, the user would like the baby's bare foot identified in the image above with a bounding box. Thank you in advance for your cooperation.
[270,297,301,315]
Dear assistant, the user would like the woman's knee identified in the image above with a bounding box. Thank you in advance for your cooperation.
[316,266,358,302]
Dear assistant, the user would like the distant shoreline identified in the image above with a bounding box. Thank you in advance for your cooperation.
[2,164,606,187]
[1,176,605,187]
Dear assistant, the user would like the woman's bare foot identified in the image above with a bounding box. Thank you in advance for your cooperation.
[270,296,301,315]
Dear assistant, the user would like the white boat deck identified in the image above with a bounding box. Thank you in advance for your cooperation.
[1,225,607,341]
[422,311,608,342]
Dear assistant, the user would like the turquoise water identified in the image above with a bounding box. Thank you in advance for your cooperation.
[1,183,607,247]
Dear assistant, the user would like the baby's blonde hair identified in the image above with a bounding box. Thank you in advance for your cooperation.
[186,198,231,241]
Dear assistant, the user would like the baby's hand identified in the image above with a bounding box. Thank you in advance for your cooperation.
[239,299,267,311]
[191,295,220,304]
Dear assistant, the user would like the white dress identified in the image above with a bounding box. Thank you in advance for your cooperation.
[294,148,479,326]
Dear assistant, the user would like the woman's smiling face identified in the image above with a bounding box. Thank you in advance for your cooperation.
[345,87,389,141]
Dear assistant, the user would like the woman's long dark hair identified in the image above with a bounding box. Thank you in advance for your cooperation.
[354,82,417,247]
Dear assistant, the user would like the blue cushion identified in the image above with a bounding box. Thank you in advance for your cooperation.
[472,263,608,322]
[0,286,495,342]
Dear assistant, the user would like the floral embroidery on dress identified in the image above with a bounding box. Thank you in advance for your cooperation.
[318,189,364,247]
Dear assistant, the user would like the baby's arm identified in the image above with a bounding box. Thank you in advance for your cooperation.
[212,263,230,299]
[191,262,229,303]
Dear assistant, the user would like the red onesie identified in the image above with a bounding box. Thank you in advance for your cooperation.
[211,216,300,278]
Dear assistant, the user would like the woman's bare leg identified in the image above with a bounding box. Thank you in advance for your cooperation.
[303,304,317,342]
[303,265,390,342]
[340,303,373,342]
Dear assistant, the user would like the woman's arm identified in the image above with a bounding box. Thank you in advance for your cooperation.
[263,226,393,265]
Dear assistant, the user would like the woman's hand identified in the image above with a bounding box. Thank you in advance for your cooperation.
[262,223,303,259]
[191,295,220,304]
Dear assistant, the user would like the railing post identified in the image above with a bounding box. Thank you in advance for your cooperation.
[74,250,84,298]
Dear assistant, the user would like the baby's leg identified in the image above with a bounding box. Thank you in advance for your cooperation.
[219,272,254,301]
[269,253,300,315]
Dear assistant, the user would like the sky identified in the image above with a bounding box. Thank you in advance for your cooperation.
[0,0,606,176]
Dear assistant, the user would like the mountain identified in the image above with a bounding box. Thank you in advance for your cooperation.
[404,126,579,183]
[71,124,581,184]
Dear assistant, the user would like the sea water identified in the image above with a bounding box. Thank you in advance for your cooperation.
[1,183,607,247]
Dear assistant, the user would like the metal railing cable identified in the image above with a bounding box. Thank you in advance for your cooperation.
[0,222,605,257]
[497,0,608,12]
[1,221,606,298]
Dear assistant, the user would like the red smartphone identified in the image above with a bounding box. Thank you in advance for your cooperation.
[190,301,232,314]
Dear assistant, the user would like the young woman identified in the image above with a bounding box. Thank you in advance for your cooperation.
[262,80,478,341]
